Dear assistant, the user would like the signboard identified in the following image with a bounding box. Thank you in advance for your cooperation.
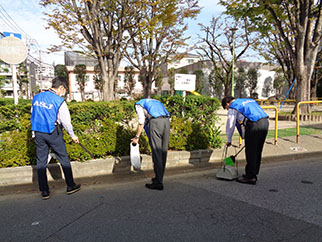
[0,36,28,105]
[174,74,196,91]
[0,36,28,64]
[3,32,22,39]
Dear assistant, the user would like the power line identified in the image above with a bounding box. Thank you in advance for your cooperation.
[0,12,21,34]
[0,3,31,39]
[27,54,54,67]
[0,3,60,67]
[0,3,41,49]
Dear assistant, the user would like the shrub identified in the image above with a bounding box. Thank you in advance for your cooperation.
[169,117,222,151]
[0,96,222,167]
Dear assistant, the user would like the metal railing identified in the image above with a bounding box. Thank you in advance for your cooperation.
[237,105,279,146]
[296,101,322,143]
[261,106,278,145]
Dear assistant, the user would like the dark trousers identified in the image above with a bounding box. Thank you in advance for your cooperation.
[35,127,75,192]
[244,118,269,179]
[148,118,170,185]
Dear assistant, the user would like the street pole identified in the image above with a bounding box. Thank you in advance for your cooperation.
[230,28,237,97]
[11,64,18,105]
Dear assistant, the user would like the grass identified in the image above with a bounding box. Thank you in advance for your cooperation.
[220,125,322,142]
[279,111,322,115]
[267,126,322,139]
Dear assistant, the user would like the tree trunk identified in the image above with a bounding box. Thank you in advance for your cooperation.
[144,74,152,98]
[98,57,115,101]
[311,76,317,99]
[80,88,84,101]
[224,70,232,97]
[224,83,231,97]
[311,70,318,99]
[295,74,309,113]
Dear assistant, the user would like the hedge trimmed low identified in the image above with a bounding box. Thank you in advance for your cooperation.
[0,96,222,168]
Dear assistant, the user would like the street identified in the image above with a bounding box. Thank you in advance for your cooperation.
[0,157,321,242]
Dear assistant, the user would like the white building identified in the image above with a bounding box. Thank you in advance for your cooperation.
[161,53,201,93]
[167,53,201,70]
[171,59,278,99]
[66,66,144,101]
[64,51,278,101]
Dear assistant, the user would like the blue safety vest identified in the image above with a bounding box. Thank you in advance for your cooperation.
[135,99,170,138]
[135,99,170,118]
[31,90,65,133]
[229,98,268,122]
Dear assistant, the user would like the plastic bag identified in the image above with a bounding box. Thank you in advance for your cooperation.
[130,142,141,169]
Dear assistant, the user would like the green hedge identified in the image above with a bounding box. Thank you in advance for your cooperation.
[0,96,222,168]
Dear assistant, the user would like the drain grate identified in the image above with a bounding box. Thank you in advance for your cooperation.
[301,180,313,184]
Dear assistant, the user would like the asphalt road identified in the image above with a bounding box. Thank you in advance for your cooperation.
[1,157,321,242]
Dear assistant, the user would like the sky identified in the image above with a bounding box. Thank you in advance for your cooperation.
[0,0,224,66]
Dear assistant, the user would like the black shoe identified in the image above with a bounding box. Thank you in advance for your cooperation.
[66,184,81,195]
[237,176,257,185]
[41,190,50,200]
[145,183,164,191]
[242,174,258,181]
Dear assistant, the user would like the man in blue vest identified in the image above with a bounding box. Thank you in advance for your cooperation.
[222,96,269,185]
[131,98,170,190]
[31,77,81,199]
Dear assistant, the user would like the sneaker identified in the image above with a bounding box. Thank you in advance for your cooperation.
[66,184,81,195]
[41,190,50,200]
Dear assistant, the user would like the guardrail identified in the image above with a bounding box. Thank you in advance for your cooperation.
[257,99,296,107]
[257,98,322,110]
[296,100,322,143]
[261,106,278,145]
[237,105,278,146]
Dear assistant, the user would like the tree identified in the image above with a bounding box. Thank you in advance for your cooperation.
[262,76,273,98]
[177,67,188,74]
[54,64,68,78]
[220,0,322,113]
[40,0,134,101]
[16,63,29,98]
[246,68,259,99]
[193,69,205,94]
[125,0,201,98]
[167,67,176,95]
[74,64,87,101]
[257,28,297,99]
[93,64,103,101]
[197,15,256,96]
[273,69,288,97]
[154,67,163,95]
[208,67,225,99]
[235,67,247,98]
[123,66,136,97]
[312,44,322,98]
[0,66,9,97]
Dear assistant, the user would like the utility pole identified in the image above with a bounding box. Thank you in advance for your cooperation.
[230,28,238,97]
[39,50,42,91]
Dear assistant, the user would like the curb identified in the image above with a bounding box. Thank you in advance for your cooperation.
[1,146,322,188]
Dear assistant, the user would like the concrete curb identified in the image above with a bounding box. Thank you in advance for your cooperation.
[1,133,322,187]
[0,149,220,186]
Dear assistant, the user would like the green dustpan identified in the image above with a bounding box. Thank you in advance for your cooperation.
[223,145,245,166]
[223,156,235,166]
